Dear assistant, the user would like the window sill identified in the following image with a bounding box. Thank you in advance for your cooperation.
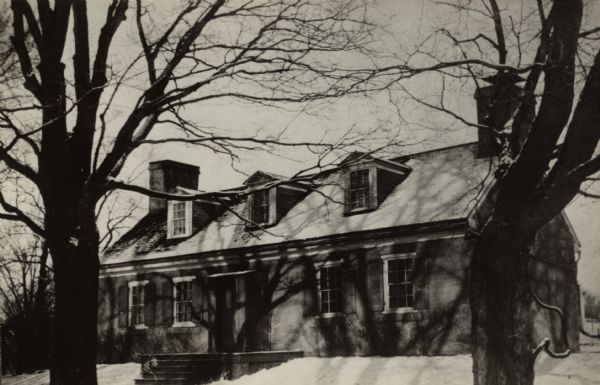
[343,206,377,216]
[172,321,196,328]
[382,308,417,314]
[132,324,148,330]
[317,312,345,319]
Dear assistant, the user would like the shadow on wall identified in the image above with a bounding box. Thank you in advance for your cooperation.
[96,176,579,363]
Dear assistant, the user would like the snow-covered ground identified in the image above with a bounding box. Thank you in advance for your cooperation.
[3,363,139,385]
[4,340,599,385]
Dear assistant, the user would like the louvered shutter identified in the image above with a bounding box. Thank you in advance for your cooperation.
[144,282,156,326]
[162,280,174,326]
[413,256,430,310]
[366,259,384,311]
[192,277,204,323]
[303,264,319,317]
[117,284,129,328]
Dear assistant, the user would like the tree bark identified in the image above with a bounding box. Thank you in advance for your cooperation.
[47,198,100,385]
[471,222,536,385]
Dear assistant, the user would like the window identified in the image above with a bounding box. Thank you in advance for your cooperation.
[251,189,270,224]
[173,276,195,327]
[318,264,343,315]
[128,280,148,328]
[348,169,370,210]
[383,255,415,311]
[168,201,192,238]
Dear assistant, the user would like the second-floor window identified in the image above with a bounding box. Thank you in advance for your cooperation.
[172,202,187,236]
[168,201,192,238]
[349,169,370,210]
[251,190,270,224]
[319,265,343,314]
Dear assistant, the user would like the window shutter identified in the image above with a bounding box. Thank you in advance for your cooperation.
[144,282,156,326]
[117,284,128,328]
[166,201,174,238]
[246,193,255,225]
[344,267,356,314]
[268,188,277,224]
[185,201,193,236]
[413,256,430,310]
[162,280,174,326]
[368,167,378,209]
[302,265,319,317]
[366,259,384,312]
[192,278,204,323]
[343,172,351,214]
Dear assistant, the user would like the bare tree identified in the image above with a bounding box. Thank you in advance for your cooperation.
[0,1,410,384]
[380,1,600,385]
[0,234,52,374]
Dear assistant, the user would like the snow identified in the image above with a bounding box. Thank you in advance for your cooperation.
[4,347,599,385]
[212,351,600,385]
[3,363,139,385]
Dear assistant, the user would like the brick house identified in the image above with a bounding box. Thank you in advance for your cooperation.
[98,87,581,362]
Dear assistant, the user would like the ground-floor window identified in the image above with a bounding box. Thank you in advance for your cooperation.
[173,276,195,326]
[318,264,343,315]
[128,280,148,327]
[383,254,415,311]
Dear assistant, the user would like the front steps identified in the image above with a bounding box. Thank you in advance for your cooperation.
[135,351,304,385]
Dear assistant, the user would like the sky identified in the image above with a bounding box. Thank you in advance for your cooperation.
[6,0,600,295]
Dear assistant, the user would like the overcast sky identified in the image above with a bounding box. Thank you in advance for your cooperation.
[64,0,600,296]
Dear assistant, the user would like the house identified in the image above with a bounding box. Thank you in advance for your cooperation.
[98,84,581,362]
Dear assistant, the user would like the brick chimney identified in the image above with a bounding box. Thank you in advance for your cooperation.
[474,74,523,157]
[148,160,200,215]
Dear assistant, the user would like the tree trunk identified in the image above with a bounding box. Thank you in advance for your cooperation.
[471,225,535,385]
[48,200,100,385]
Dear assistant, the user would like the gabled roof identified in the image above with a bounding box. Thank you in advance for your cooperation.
[243,170,287,185]
[102,142,493,265]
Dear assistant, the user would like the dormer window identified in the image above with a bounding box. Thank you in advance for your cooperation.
[343,154,411,215]
[167,201,192,238]
[349,169,370,210]
[252,189,270,224]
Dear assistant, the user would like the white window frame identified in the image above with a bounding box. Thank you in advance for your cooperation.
[128,280,149,329]
[345,165,377,214]
[315,260,344,318]
[172,276,196,327]
[167,200,193,239]
[248,188,277,227]
[382,253,417,313]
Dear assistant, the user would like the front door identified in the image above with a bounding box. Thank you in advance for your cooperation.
[214,276,239,352]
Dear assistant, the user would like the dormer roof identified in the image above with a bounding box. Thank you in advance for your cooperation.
[243,171,287,186]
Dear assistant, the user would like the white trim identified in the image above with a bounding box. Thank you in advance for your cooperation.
[167,200,193,239]
[314,259,344,270]
[382,253,416,312]
[172,321,196,328]
[100,231,466,277]
[128,280,149,287]
[173,275,196,283]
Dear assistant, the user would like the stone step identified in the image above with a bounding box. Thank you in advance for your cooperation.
[134,378,198,385]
